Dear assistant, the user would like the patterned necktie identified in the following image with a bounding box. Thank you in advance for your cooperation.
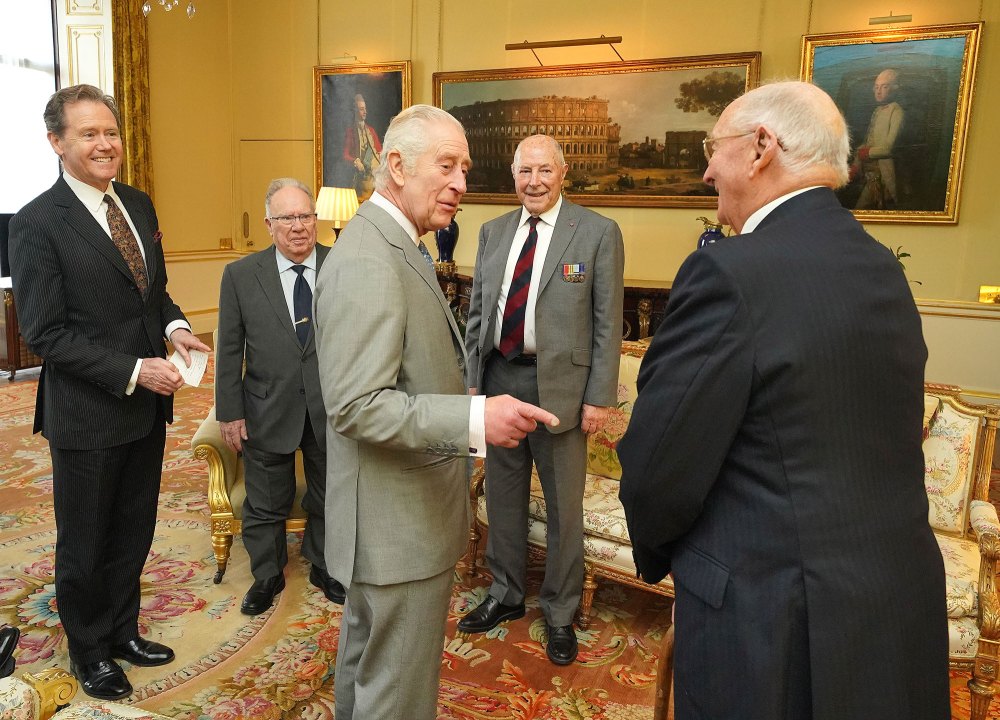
[104,194,147,295]
[417,240,436,270]
[291,265,312,346]
[498,216,541,359]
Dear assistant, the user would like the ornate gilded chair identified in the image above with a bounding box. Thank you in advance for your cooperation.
[190,340,309,583]
[923,383,1000,720]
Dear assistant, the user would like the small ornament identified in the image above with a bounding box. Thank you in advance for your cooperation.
[696,216,725,249]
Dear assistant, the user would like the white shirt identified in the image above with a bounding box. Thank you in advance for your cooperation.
[368,192,486,456]
[274,245,317,325]
[493,195,563,354]
[741,186,821,234]
[61,172,191,394]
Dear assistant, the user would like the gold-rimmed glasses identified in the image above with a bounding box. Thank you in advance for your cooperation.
[702,132,753,161]
[267,213,318,227]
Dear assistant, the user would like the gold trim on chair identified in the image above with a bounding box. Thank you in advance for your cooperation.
[23,668,77,720]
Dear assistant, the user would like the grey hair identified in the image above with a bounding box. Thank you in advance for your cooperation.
[726,81,850,187]
[512,135,566,171]
[44,84,121,137]
[373,105,465,191]
[264,177,315,217]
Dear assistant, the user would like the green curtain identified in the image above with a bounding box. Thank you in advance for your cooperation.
[111,0,155,199]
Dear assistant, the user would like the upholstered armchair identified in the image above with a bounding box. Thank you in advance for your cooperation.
[924,383,1000,720]
[190,373,309,584]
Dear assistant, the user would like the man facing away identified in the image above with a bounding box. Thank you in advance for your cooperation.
[215,177,344,616]
[9,84,210,700]
[617,81,948,720]
[313,105,558,720]
[458,135,624,666]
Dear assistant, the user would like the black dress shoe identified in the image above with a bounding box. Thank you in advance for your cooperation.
[70,659,132,700]
[545,624,578,665]
[457,596,525,634]
[110,638,175,667]
[309,565,346,605]
[241,574,285,615]
[0,626,19,678]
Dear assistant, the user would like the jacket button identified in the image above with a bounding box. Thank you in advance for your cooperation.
[299,388,305,395]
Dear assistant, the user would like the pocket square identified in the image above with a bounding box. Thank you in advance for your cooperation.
[153,230,163,243]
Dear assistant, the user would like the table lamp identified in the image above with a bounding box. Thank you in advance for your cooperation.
[316,187,359,240]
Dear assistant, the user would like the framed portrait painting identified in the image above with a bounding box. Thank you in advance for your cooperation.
[313,61,411,203]
[802,23,982,224]
[433,53,760,208]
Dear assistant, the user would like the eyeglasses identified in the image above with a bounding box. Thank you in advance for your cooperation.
[702,132,753,161]
[268,213,317,227]
[702,132,787,161]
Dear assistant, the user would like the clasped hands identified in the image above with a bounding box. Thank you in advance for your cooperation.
[137,329,211,397]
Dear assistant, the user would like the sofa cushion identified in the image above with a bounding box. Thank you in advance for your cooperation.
[0,676,39,720]
[935,532,979,618]
[585,351,643,480]
[922,394,941,440]
[924,402,980,535]
[948,615,979,658]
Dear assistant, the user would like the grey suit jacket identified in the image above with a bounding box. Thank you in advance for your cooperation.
[9,176,186,450]
[215,244,329,454]
[314,201,473,588]
[465,198,624,429]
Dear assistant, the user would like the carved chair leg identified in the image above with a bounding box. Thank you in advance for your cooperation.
[577,564,598,630]
[212,533,232,584]
[465,522,482,584]
[969,648,1000,720]
[652,623,675,720]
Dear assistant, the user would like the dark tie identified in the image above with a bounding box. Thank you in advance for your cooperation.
[104,194,147,295]
[417,240,436,270]
[498,216,541,359]
[291,265,312,346]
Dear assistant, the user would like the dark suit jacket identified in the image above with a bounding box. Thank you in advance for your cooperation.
[215,244,329,454]
[9,176,186,450]
[618,188,948,719]
[465,198,624,429]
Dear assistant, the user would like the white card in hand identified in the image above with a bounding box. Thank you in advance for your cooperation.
[169,349,208,387]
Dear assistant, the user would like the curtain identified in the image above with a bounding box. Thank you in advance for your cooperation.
[111,0,154,199]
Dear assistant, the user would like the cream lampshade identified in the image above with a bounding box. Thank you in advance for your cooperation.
[315,187,359,239]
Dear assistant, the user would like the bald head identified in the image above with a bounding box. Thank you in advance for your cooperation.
[703,81,850,232]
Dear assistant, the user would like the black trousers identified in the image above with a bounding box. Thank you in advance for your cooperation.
[49,419,166,665]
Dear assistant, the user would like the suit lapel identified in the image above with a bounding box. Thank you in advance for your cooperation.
[53,178,139,293]
[537,198,580,292]
[256,246,301,347]
[360,202,465,348]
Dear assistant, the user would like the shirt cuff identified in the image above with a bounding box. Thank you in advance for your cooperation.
[125,359,142,396]
[469,394,486,457]
[164,320,192,342]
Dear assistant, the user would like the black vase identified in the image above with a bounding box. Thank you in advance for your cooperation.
[435,217,460,263]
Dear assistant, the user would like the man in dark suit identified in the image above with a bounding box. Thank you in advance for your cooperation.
[617,81,949,719]
[215,177,344,616]
[8,84,210,700]
[314,105,558,720]
[459,135,624,666]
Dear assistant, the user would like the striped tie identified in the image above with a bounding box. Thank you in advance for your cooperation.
[498,216,540,359]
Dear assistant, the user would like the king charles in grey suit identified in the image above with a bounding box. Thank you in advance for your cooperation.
[9,85,209,701]
[618,82,949,720]
[215,178,344,617]
[313,106,557,720]
[460,135,624,666]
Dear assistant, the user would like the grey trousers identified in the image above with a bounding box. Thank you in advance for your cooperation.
[334,567,454,720]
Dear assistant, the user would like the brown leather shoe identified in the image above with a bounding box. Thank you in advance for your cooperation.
[457,596,525,634]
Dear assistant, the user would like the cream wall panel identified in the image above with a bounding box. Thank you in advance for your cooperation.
[164,251,239,335]
[237,140,315,252]
[147,0,234,253]
[56,0,112,92]
[919,303,1000,399]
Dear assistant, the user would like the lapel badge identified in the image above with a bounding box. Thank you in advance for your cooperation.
[562,262,585,283]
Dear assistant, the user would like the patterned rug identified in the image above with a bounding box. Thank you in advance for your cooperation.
[0,367,987,719]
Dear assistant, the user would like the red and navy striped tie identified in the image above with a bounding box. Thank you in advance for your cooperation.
[498,216,540,359]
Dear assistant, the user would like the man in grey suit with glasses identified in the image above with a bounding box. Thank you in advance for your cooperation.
[314,105,558,720]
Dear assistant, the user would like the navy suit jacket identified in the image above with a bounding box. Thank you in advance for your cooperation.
[9,176,186,450]
[618,188,948,719]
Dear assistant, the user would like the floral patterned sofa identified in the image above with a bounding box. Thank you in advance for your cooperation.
[924,383,1000,720]
[466,340,675,627]
[0,668,170,720]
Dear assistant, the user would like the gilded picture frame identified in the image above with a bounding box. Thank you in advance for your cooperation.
[801,23,982,224]
[433,53,760,208]
[313,61,411,203]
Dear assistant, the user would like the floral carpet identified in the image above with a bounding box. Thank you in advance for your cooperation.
[0,366,989,719]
